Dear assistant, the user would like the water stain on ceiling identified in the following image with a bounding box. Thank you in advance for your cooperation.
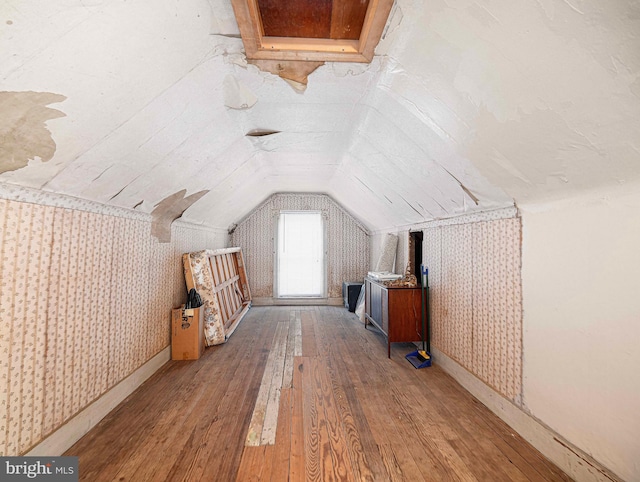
[150,189,210,242]
[0,91,66,174]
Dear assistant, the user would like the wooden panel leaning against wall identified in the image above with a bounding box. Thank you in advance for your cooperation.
[0,195,225,455]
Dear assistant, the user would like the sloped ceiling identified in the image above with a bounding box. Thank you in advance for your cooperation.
[1,0,639,231]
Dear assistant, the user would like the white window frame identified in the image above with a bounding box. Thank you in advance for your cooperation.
[274,210,327,299]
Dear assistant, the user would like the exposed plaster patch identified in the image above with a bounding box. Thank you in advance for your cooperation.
[223,75,258,109]
[0,91,66,174]
[248,60,324,90]
[151,189,209,243]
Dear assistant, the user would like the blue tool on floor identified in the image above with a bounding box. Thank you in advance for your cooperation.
[406,265,431,369]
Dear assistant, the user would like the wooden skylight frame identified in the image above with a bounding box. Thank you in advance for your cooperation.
[231,0,395,63]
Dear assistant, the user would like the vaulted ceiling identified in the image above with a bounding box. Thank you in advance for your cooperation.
[2,0,639,231]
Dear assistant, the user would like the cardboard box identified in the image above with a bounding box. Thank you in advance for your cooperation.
[171,306,205,360]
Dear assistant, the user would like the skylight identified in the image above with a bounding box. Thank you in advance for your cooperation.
[231,0,394,62]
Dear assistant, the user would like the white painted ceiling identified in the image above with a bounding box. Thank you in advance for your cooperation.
[2,0,639,231]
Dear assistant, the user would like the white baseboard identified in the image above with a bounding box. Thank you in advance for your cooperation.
[252,297,343,307]
[430,347,621,482]
[26,346,171,456]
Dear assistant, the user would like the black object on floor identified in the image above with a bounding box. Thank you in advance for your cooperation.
[343,282,364,312]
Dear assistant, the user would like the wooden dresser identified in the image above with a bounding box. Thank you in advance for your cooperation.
[364,277,422,357]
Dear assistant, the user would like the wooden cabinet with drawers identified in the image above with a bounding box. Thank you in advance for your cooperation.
[364,277,422,358]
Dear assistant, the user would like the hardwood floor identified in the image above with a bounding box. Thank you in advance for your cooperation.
[66,306,571,481]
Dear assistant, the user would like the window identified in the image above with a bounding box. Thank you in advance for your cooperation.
[276,211,325,297]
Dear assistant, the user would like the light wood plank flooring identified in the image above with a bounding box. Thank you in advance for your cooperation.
[66,306,571,481]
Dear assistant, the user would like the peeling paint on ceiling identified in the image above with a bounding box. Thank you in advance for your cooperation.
[0,91,66,174]
[248,60,325,92]
[246,129,281,137]
[0,0,638,231]
[150,189,210,243]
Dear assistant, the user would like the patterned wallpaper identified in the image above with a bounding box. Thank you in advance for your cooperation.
[0,196,226,455]
[372,211,523,402]
[423,216,523,402]
[230,194,369,299]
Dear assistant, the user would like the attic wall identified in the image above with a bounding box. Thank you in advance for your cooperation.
[370,209,523,401]
[230,194,369,300]
[520,184,640,482]
[0,189,225,455]
[425,216,523,402]
[379,194,640,480]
